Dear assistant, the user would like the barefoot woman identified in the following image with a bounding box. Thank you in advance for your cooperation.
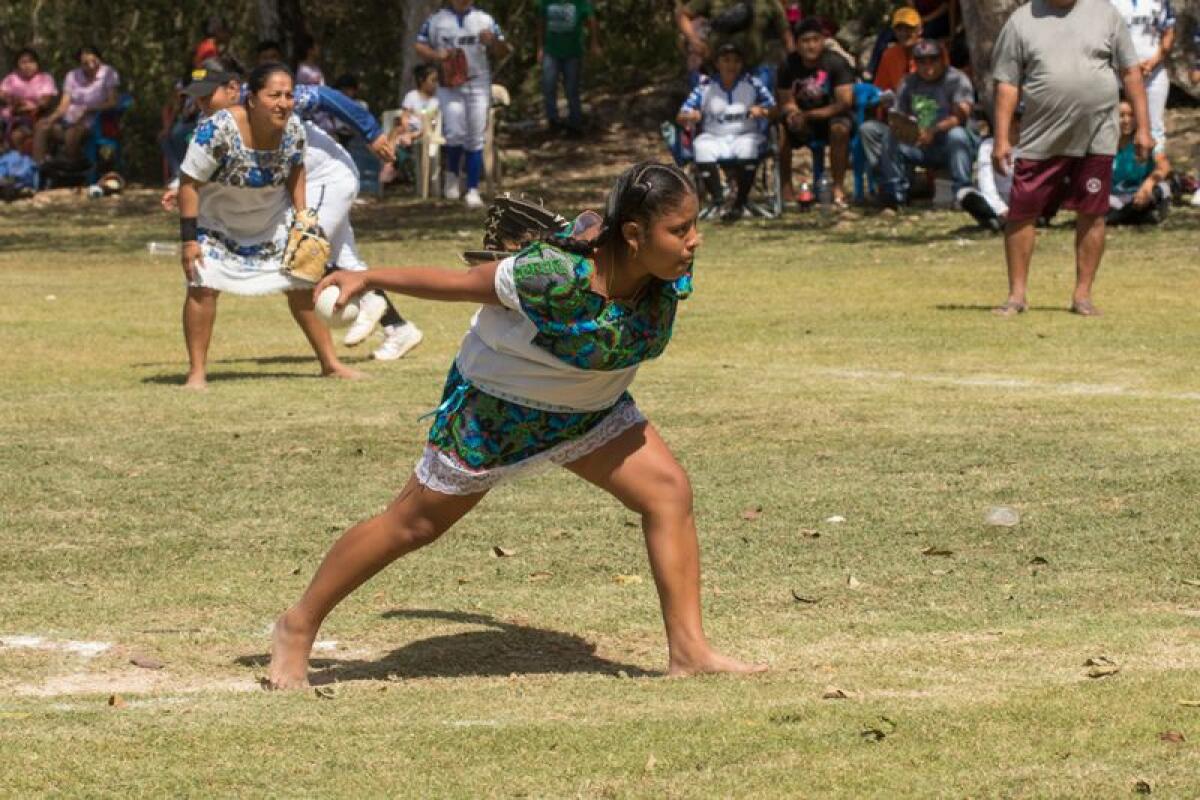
[269,162,764,686]
[177,62,361,388]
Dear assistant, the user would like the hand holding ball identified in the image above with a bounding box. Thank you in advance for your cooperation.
[315,285,361,328]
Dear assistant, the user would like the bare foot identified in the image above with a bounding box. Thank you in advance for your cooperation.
[322,364,368,380]
[992,299,1028,317]
[182,373,208,390]
[265,610,317,690]
[667,649,768,677]
[1070,299,1102,317]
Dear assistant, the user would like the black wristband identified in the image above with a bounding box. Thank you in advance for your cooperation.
[180,217,198,242]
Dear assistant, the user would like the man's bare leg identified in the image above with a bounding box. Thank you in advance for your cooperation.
[1071,212,1105,315]
[829,121,851,205]
[182,286,219,389]
[285,290,365,379]
[996,217,1036,315]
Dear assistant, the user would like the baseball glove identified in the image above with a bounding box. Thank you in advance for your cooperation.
[461,194,570,264]
[281,208,331,284]
[441,48,469,89]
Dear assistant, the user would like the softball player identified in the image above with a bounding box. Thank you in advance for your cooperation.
[414,1,511,209]
[1109,0,1176,150]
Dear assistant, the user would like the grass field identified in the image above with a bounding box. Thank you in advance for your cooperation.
[2,184,1199,797]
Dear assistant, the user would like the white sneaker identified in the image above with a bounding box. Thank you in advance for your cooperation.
[372,322,424,361]
[343,291,389,346]
[443,173,461,200]
[465,188,484,209]
[1191,188,1200,208]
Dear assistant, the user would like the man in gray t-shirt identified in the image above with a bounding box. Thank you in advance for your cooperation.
[989,0,1151,318]
[857,39,978,206]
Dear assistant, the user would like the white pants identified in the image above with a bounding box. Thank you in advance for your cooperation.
[304,122,367,271]
[694,132,762,163]
[1145,66,1169,149]
[438,83,490,152]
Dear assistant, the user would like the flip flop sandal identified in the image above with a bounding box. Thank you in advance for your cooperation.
[992,301,1028,317]
[1070,300,1102,317]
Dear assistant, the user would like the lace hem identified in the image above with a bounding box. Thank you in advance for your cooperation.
[414,401,646,495]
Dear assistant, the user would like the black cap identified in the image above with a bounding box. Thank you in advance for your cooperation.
[911,39,943,60]
[183,62,238,97]
[715,41,743,58]
[795,18,825,37]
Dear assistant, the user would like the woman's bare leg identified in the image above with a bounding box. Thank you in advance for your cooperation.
[268,475,487,688]
[566,421,766,676]
[182,286,219,389]
[284,289,365,380]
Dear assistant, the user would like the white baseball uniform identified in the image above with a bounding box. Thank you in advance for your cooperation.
[417,6,505,151]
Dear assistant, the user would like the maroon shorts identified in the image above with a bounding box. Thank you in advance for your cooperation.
[1007,155,1114,223]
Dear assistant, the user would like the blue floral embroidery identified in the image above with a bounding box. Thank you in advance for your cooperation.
[194,120,216,146]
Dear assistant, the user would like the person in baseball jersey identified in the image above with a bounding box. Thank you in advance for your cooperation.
[1109,0,1176,151]
[415,1,512,209]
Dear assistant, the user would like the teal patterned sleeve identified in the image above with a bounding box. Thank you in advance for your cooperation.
[509,242,603,332]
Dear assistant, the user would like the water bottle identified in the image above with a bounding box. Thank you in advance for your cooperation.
[817,176,833,207]
[146,241,178,256]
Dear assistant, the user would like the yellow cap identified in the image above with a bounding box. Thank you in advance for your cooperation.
[892,7,921,27]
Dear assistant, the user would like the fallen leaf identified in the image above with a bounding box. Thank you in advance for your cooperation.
[822,686,852,700]
[930,569,952,576]
[644,754,657,772]
[456,576,470,584]
[860,727,886,742]
[921,546,953,557]
[799,529,820,538]
[1084,656,1117,667]
[313,686,337,700]
[1086,666,1120,679]
[107,694,125,709]
[847,575,862,590]
[1182,579,1200,587]
[1177,699,1200,707]
[1159,731,1186,743]
[1029,556,1049,565]
[527,571,553,582]
[769,712,804,724]
[1133,778,1152,795]
[291,566,301,575]
[492,546,516,558]
[825,515,846,524]
[740,506,764,521]
[613,574,643,586]
[791,590,819,604]
[616,670,629,679]
[130,656,165,670]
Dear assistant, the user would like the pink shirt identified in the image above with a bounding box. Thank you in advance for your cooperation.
[62,64,120,125]
[0,70,56,119]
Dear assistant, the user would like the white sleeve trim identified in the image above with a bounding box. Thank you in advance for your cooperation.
[494,256,520,310]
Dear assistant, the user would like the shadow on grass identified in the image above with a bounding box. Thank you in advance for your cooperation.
[934,304,1074,314]
[236,608,656,682]
[141,370,320,385]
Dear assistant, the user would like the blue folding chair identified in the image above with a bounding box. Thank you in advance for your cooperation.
[84,93,133,183]
[850,82,881,203]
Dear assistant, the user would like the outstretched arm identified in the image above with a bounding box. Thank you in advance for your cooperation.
[314,261,502,310]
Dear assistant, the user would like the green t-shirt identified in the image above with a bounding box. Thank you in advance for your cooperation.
[540,0,593,60]
[685,0,787,69]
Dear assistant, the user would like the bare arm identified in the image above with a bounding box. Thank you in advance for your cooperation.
[414,42,444,63]
[991,81,1019,176]
[178,176,203,281]
[677,5,707,55]
[95,86,118,111]
[805,84,852,121]
[47,91,71,121]
[313,261,502,309]
[536,17,546,60]
[588,17,602,56]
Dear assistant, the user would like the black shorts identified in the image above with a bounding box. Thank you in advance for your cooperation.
[785,115,852,148]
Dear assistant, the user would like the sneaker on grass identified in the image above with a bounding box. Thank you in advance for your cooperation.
[372,322,424,361]
[344,292,389,346]
[443,173,461,200]
[465,188,484,209]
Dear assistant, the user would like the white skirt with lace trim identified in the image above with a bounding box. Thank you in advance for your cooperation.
[414,400,646,496]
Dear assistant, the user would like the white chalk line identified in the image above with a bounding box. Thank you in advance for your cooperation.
[819,368,1200,402]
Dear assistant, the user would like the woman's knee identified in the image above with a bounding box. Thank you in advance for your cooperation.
[629,464,694,518]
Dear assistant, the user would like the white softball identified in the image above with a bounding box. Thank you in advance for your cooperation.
[315,285,361,328]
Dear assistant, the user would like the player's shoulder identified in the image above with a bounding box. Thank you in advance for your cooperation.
[468,7,498,26]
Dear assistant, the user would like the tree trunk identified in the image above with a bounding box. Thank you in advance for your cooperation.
[257,0,283,43]
[400,0,441,103]
[958,0,1023,114]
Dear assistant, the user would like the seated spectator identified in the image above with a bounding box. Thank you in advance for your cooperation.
[0,48,57,153]
[295,36,324,85]
[859,39,976,207]
[32,46,120,167]
[677,0,793,87]
[776,18,854,208]
[382,65,440,186]
[255,40,286,66]
[873,8,945,94]
[330,73,370,146]
[677,43,774,222]
[958,105,1023,232]
[1107,98,1172,226]
[193,16,233,69]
